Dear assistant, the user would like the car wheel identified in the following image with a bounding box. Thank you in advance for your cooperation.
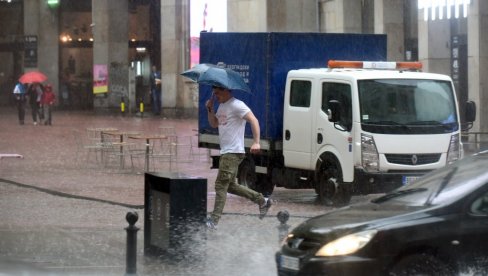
[390,253,455,276]
[237,158,274,196]
[315,154,351,206]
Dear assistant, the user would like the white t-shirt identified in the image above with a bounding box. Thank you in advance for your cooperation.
[216,97,250,154]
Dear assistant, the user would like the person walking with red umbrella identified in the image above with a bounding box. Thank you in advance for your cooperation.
[19,71,48,125]
[27,83,44,125]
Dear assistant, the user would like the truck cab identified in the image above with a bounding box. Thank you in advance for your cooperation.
[282,61,476,205]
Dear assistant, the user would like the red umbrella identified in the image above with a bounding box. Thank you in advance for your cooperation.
[19,71,48,84]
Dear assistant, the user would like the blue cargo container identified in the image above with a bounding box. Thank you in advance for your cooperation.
[195,33,475,205]
[198,32,386,142]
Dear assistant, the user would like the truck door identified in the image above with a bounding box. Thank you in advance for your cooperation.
[283,79,316,170]
[315,81,354,182]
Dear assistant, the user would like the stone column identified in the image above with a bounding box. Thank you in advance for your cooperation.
[468,0,488,132]
[92,0,129,109]
[418,9,451,75]
[227,0,267,31]
[228,0,318,32]
[320,0,362,33]
[161,0,190,116]
[266,0,318,32]
[23,0,59,99]
[374,0,404,61]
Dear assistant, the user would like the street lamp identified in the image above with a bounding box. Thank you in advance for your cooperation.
[47,0,59,8]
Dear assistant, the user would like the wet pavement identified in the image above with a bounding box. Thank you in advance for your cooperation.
[0,107,334,275]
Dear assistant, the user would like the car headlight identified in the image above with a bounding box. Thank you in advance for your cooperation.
[315,230,377,257]
[361,134,379,172]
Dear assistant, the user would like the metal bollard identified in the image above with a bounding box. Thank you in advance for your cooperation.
[139,98,144,118]
[277,210,290,243]
[120,96,126,116]
[125,211,139,276]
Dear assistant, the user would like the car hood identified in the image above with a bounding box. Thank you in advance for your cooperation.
[292,202,430,238]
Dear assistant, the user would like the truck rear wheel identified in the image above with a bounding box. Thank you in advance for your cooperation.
[237,158,274,196]
[315,155,351,206]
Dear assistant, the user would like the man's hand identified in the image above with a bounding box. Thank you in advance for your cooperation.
[205,94,215,113]
[250,142,261,154]
[206,94,219,128]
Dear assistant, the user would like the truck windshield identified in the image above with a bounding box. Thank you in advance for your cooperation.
[358,79,458,134]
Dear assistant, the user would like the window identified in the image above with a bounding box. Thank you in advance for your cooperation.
[289,80,311,107]
[358,79,458,134]
[322,82,352,131]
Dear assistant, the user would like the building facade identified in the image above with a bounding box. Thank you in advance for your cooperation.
[0,0,486,135]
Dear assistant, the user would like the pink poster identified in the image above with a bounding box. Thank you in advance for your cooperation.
[93,64,108,94]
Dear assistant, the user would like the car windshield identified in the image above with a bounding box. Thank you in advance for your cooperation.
[358,79,458,134]
[372,152,488,206]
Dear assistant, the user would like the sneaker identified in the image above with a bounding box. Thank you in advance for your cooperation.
[206,218,217,230]
[33,122,37,125]
[259,197,273,219]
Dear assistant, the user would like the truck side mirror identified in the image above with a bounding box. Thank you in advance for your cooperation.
[327,100,341,123]
[465,101,476,123]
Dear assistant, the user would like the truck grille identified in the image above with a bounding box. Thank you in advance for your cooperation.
[385,154,441,165]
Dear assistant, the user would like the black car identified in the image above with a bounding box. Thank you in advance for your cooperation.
[276,151,488,276]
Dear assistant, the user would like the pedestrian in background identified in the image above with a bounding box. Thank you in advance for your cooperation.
[150,65,162,116]
[60,70,71,108]
[27,83,44,125]
[13,81,26,125]
[41,84,55,125]
[205,85,272,230]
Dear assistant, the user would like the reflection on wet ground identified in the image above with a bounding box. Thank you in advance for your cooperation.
[2,108,479,275]
[0,108,330,275]
[0,182,307,275]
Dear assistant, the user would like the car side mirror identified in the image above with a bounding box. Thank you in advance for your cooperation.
[327,100,341,123]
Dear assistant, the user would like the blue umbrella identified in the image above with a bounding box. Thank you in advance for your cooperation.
[181,63,251,93]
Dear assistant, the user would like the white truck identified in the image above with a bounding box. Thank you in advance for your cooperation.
[198,33,476,205]
[280,60,476,204]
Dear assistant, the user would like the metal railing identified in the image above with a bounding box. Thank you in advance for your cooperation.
[461,131,488,154]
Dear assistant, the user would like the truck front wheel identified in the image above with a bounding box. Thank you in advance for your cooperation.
[237,158,274,196]
[316,155,351,206]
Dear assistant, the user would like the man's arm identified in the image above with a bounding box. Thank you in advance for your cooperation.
[206,95,219,128]
[243,111,260,154]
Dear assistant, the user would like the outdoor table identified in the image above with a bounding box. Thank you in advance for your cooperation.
[102,130,140,168]
[102,130,140,143]
[85,127,118,164]
[128,134,167,172]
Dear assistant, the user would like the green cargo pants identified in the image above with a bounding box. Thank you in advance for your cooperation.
[210,153,264,224]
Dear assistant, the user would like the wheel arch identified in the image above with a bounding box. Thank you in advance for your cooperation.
[315,142,355,183]
[314,147,343,181]
[386,244,458,274]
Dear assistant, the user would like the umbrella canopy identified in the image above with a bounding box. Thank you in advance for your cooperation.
[19,71,47,84]
[181,63,251,93]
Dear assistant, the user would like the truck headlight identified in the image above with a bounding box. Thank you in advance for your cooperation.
[361,134,379,172]
[446,134,460,165]
[315,230,377,257]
